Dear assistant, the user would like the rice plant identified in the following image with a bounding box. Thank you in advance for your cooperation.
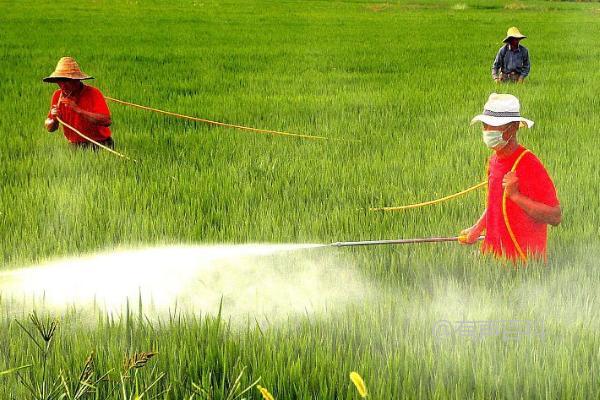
[1,0,600,398]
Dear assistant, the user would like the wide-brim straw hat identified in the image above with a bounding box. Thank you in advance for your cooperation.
[503,26,526,43]
[43,57,94,82]
[471,93,534,128]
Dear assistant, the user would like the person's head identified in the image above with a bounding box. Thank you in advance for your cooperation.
[508,37,521,48]
[502,27,526,46]
[54,78,83,96]
[471,93,534,152]
[482,121,519,151]
[43,57,94,89]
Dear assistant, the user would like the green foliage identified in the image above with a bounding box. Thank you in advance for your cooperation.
[1,0,600,398]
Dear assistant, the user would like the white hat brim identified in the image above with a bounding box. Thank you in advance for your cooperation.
[470,115,534,128]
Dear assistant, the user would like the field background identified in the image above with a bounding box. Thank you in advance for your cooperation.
[1,0,600,398]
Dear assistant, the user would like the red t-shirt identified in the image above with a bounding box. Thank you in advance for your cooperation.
[48,85,112,143]
[482,145,559,261]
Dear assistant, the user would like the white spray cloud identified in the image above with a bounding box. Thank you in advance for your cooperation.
[0,244,372,323]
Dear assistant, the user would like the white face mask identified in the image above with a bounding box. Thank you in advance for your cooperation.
[482,130,508,149]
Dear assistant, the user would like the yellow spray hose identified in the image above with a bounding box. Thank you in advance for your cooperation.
[502,149,530,261]
[104,96,333,141]
[369,181,487,212]
[56,117,135,161]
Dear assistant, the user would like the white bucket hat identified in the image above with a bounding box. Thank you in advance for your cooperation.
[470,93,534,128]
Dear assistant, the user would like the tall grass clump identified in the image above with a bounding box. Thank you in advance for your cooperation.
[1,0,600,398]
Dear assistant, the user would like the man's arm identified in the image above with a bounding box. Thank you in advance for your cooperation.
[503,171,561,226]
[45,104,59,132]
[459,209,487,244]
[60,98,111,127]
[509,193,561,226]
[520,47,530,78]
[46,92,60,132]
[492,47,505,80]
[45,117,59,132]
[75,108,112,126]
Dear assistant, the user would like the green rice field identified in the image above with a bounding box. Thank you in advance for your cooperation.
[1,0,600,398]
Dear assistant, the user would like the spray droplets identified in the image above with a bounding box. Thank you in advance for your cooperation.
[0,244,370,322]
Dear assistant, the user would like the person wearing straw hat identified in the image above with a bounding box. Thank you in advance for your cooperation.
[491,27,530,83]
[459,93,561,262]
[44,57,114,149]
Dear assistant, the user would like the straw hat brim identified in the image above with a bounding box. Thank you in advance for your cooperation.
[43,74,94,83]
[470,115,534,129]
[503,34,526,43]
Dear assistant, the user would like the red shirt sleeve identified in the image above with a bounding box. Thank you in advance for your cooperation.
[47,90,61,118]
[519,153,560,207]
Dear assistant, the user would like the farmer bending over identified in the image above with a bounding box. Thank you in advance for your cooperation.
[492,27,530,83]
[44,57,114,149]
[460,93,561,262]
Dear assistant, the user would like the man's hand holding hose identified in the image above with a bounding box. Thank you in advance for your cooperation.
[59,96,112,127]
[45,106,59,132]
[459,210,486,245]
[45,97,70,132]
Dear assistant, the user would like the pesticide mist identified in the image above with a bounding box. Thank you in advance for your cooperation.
[0,244,373,322]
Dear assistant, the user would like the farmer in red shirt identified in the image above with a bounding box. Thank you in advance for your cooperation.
[44,57,114,149]
[460,93,561,262]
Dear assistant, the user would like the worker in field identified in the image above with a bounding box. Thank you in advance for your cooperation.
[460,93,561,262]
[491,27,530,83]
[43,57,114,149]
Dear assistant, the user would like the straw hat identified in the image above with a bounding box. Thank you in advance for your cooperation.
[503,27,526,43]
[43,57,94,82]
[471,93,534,128]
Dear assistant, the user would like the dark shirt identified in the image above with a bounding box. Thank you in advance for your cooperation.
[492,44,530,78]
